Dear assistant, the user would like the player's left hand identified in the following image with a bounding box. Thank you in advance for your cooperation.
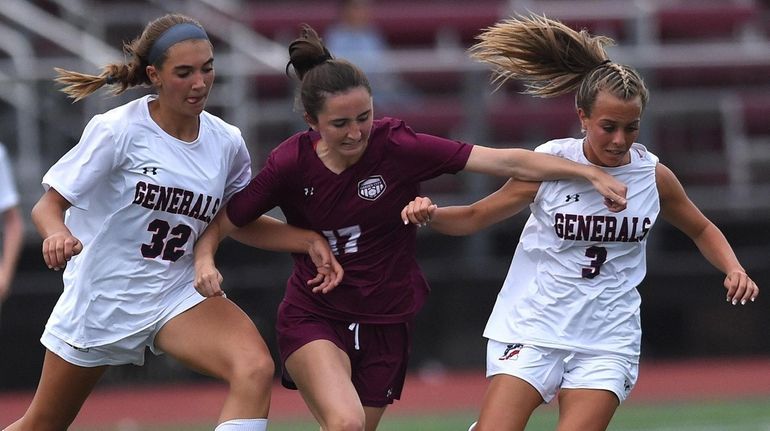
[307,236,343,294]
[724,269,759,305]
[401,196,437,226]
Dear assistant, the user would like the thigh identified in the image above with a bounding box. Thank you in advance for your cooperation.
[485,340,566,403]
[560,352,638,403]
[556,352,633,431]
[475,374,543,431]
[275,302,349,389]
[154,296,270,379]
[42,327,149,367]
[285,339,364,427]
[17,350,107,430]
[556,388,618,431]
[351,322,410,407]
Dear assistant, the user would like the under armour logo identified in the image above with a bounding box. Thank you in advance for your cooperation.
[565,193,580,203]
[143,167,159,175]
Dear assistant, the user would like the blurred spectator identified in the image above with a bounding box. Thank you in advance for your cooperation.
[325,0,415,112]
[0,142,23,309]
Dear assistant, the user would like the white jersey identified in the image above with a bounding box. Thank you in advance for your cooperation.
[42,95,252,348]
[0,143,20,212]
[483,138,660,359]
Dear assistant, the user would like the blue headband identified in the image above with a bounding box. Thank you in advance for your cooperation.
[147,23,209,65]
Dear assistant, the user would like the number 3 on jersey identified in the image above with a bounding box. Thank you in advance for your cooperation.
[582,245,607,279]
[322,225,361,256]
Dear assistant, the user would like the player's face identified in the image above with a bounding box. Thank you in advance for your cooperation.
[148,39,214,118]
[312,86,374,164]
[579,91,642,167]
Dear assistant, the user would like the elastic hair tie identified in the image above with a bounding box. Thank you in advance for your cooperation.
[147,23,209,65]
[105,75,116,85]
[318,52,333,63]
[589,59,612,73]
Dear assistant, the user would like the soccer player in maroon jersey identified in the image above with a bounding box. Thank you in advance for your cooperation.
[194,25,628,431]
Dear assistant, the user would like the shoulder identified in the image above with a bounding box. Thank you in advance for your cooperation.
[0,142,11,172]
[267,129,313,168]
[370,116,459,150]
[655,162,680,192]
[370,117,410,141]
[199,111,245,150]
[200,111,242,137]
[98,96,146,123]
[630,143,659,165]
[90,96,150,140]
[535,137,582,158]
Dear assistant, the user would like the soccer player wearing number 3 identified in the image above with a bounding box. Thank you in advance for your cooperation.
[401,15,760,431]
[193,25,630,431]
[5,14,342,431]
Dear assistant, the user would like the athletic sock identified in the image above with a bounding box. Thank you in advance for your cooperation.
[214,418,268,431]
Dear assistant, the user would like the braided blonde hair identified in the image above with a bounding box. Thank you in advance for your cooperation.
[469,14,649,116]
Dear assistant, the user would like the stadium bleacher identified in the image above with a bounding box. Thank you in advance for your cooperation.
[244,1,505,48]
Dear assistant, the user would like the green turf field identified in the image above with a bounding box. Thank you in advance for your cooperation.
[77,397,770,430]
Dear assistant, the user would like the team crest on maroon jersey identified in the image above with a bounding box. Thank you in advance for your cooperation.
[358,175,386,201]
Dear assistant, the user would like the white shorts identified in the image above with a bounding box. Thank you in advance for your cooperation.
[486,339,638,403]
[41,291,206,367]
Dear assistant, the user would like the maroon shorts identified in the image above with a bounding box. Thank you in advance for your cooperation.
[276,301,412,407]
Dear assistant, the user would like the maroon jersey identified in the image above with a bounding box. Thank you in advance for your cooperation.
[227,118,472,323]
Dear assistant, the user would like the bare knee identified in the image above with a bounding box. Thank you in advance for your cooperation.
[322,409,366,431]
[228,351,275,390]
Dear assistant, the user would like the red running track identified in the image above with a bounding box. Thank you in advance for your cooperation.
[1,357,769,428]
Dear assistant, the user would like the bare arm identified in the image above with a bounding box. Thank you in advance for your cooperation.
[231,215,343,293]
[192,208,235,297]
[31,189,82,271]
[230,215,324,253]
[194,208,343,297]
[465,146,627,212]
[657,163,759,305]
[0,206,23,301]
[401,179,540,235]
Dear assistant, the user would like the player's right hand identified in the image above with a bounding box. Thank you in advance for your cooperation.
[42,231,82,271]
[194,260,225,297]
[307,236,344,294]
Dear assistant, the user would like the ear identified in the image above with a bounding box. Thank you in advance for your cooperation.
[303,112,317,130]
[577,108,588,132]
[146,65,161,87]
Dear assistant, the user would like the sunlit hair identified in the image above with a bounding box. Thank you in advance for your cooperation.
[286,24,371,121]
[469,14,649,116]
[54,14,205,102]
